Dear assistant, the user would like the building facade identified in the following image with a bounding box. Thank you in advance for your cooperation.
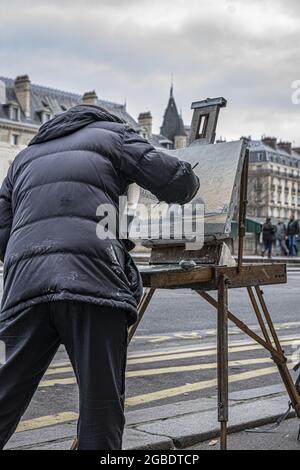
[2,76,300,224]
[0,74,139,183]
[248,137,300,220]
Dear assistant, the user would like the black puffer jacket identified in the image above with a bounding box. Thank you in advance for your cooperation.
[262,222,275,242]
[0,105,199,324]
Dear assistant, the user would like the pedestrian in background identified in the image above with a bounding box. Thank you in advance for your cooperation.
[287,214,300,257]
[261,217,276,259]
[275,220,289,256]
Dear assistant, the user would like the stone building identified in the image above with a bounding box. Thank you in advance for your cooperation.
[248,137,300,220]
[0,141,26,184]
[138,85,187,150]
[137,111,173,149]
[0,74,139,182]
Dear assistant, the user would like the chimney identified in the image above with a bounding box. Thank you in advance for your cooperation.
[81,90,98,106]
[277,141,292,154]
[240,136,252,143]
[14,75,31,118]
[262,136,277,150]
[138,111,152,136]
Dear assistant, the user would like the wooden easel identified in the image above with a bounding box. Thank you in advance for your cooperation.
[129,153,300,450]
[127,98,300,450]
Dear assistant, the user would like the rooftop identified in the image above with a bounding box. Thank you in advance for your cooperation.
[0,76,139,130]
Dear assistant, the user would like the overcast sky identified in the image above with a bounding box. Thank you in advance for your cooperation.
[0,0,299,144]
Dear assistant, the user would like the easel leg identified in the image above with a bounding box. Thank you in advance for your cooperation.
[128,288,156,343]
[255,286,300,416]
[197,288,300,422]
[218,275,229,450]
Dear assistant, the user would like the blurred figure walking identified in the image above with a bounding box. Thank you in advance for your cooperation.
[287,214,299,257]
[261,217,275,259]
[275,220,289,256]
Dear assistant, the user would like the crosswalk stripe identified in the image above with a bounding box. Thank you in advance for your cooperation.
[125,365,283,406]
[45,366,73,376]
[133,322,300,344]
[128,339,265,359]
[41,352,295,386]
[129,335,300,360]
[40,377,76,387]
[127,338,299,365]
[46,341,271,375]
[16,412,78,432]
[45,356,284,380]
[46,357,272,379]
[45,337,299,375]
[47,335,300,370]
[125,357,282,377]
[18,364,289,432]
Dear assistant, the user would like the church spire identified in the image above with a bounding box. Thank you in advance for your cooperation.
[160,82,186,146]
[170,74,174,97]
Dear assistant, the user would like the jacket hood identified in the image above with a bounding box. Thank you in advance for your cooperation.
[29,104,124,145]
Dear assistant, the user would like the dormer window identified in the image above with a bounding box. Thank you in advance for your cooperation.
[41,111,52,123]
[3,101,21,121]
[12,106,20,121]
[37,109,52,124]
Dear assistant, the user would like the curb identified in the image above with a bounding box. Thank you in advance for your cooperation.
[6,387,297,450]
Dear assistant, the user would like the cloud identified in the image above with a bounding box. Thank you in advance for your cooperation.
[0,0,299,144]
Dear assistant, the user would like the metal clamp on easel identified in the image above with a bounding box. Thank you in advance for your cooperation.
[189,97,227,145]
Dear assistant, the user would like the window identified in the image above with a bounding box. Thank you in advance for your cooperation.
[11,133,19,145]
[196,114,209,139]
[258,152,266,162]
[12,106,19,121]
[40,111,52,123]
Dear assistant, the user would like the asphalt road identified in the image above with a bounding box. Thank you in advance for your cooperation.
[0,268,299,435]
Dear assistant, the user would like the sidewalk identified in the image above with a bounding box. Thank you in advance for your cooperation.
[5,384,298,450]
[188,418,300,450]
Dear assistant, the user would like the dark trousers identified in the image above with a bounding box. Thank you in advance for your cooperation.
[288,235,298,256]
[0,301,128,450]
[263,240,272,257]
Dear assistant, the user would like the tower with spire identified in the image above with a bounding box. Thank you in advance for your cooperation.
[137,82,188,150]
[160,83,187,149]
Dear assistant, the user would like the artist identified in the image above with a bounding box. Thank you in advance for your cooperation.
[0,105,199,450]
